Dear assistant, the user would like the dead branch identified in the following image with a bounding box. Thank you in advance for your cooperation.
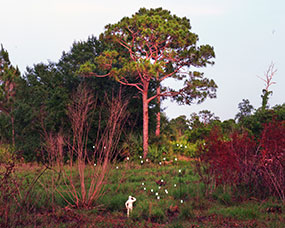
[258,63,277,91]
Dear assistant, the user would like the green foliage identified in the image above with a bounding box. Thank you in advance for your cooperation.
[0,37,144,162]
[148,134,172,162]
[166,115,189,141]
[0,45,20,108]
[121,133,143,159]
[0,144,15,164]
[148,144,163,163]
[0,45,21,146]
[235,98,255,122]
[239,104,285,137]
[77,60,96,74]
[0,114,10,142]
[97,7,217,104]
[185,111,223,144]
[172,140,197,157]
[13,63,71,160]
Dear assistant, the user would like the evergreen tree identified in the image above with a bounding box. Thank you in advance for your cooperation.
[0,45,20,145]
[80,8,217,158]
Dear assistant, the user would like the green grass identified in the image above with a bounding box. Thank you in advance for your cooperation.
[208,203,259,220]
[2,161,284,227]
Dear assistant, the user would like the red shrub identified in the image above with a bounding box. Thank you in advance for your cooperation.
[199,119,285,201]
[200,127,257,186]
[259,120,285,201]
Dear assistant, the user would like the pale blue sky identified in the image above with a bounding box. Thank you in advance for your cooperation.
[1,0,284,120]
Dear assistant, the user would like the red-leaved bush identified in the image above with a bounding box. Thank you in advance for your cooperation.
[259,120,285,201]
[199,119,285,201]
[200,128,257,186]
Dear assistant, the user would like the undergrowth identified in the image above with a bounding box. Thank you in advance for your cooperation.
[1,160,284,227]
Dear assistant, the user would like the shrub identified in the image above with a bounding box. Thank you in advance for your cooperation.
[147,144,163,163]
[0,144,14,164]
[198,119,285,201]
[199,127,252,186]
[121,133,143,160]
[148,144,171,163]
[172,140,197,157]
[259,120,285,201]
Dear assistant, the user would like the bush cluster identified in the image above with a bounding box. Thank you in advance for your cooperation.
[199,119,285,201]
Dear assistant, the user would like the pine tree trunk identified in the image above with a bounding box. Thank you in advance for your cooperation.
[142,85,149,159]
[155,86,161,136]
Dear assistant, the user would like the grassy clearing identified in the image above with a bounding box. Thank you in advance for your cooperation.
[1,161,284,227]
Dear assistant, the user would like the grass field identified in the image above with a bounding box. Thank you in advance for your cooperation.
[1,160,284,227]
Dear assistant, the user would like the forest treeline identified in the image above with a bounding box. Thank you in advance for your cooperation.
[0,35,284,162]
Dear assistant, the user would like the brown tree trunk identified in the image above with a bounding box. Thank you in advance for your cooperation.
[142,84,149,159]
[155,86,161,136]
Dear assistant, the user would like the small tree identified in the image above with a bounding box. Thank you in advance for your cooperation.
[80,8,217,158]
[235,99,254,122]
[0,45,20,146]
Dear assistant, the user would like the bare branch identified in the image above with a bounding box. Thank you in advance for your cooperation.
[258,63,277,91]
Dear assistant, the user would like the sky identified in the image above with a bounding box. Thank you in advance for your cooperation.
[1,0,284,121]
